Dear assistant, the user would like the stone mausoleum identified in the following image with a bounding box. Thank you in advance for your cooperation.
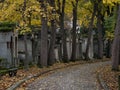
[0,22,18,68]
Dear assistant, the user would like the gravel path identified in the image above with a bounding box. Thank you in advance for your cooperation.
[26,61,110,90]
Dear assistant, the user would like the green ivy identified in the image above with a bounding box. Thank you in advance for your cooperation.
[0,21,16,32]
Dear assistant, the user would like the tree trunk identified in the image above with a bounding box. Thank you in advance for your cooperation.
[22,0,29,70]
[47,0,56,65]
[106,39,111,58]
[48,20,56,65]
[24,34,29,70]
[112,5,120,71]
[71,0,78,61]
[60,0,68,62]
[97,17,104,59]
[40,17,48,66]
[85,3,96,60]
[96,0,104,59]
[58,43,62,61]
[56,0,62,61]
[40,0,48,67]
[56,0,68,62]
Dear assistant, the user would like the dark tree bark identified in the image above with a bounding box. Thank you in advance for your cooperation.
[22,0,29,70]
[24,34,29,69]
[40,17,48,67]
[85,2,97,60]
[106,39,112,58]
[48,20,56,65]
[61,0,68,62]
[71,0,78,61]
[96,0,104,59]
[57,0,68,62]
[112,5,120,71]
[97,16,104,59]
[47,0,56,65]
[39,0,48,67]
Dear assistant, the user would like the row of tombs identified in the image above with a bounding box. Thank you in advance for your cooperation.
[0,31,111,68]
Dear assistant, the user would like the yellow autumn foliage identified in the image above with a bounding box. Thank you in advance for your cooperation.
[0,0,40,25]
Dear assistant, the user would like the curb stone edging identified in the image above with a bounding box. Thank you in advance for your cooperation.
[7,60,110,90]
[97,73,110,90]
[7,76,33,90]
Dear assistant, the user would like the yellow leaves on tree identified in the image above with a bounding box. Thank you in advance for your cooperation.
[103,0,120,6]
[0,0,41,26]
